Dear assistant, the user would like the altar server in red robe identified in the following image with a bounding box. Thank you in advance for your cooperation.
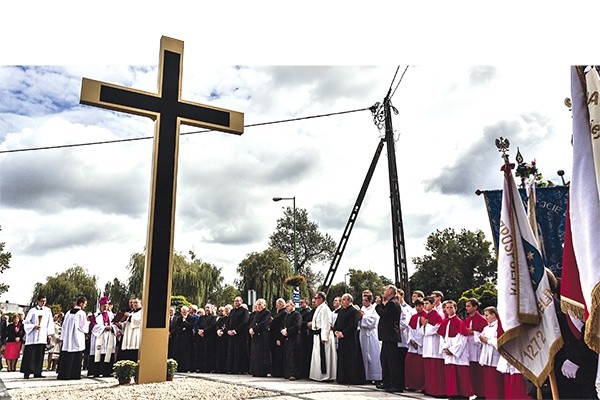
[405,298,426,392]
[421,296,446,397]
[437,300,473,398]
[478,306,505,399]
[464,298,487,398]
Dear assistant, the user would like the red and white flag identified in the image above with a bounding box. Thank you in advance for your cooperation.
[496,158,563,388]
[561,66,600,352]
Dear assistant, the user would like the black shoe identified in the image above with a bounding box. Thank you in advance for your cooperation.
[375,383,388,390]
[34,374,43,378]
[24,374,29,379]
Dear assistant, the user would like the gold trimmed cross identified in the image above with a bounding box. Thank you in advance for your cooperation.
[79,36,243,384]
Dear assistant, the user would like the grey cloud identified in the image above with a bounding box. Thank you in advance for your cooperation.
[0,147,149,216]
[425,115,556,196]
[19,222,121,257]
[174,148,321,246]
[469,66,497,86]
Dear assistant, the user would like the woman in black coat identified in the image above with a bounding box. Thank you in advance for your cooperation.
[4,314,25,371]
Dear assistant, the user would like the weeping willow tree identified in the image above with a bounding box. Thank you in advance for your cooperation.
[127,251,224,306]
[236,247,293,309]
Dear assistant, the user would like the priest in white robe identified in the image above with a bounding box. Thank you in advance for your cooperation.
[308,292,336,381]
[117,297,142,361]
[359,290,381,383]
[20,294,55,379]
[57,296,90,380]
[88,296,117,377]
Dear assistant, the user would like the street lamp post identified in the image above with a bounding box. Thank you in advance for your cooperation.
[272,196,296,273]
[273,196,298,306]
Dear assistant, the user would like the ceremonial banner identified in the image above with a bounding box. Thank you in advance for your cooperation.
[481,186,568,276]
[496,161,563,388]
[561,66,600,352]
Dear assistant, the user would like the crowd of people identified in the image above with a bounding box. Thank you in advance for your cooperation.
[0,277,596,399]
[0,294,144,380]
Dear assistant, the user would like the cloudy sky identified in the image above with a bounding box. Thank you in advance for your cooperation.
[0,4,592,305]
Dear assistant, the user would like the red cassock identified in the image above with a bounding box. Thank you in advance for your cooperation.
[423,310,446,397]
[504,373,530,399]
[437,315,473,398]
[464,311,488,397]
[405,311,426,391]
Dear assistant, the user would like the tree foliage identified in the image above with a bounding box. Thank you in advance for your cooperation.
[409,228,496,302]
[236,248,293,308]
[457,281,498,318]
[268,207,336,290]
[30,265,98,313]
[170,295,190,313]
[326,282,347,305]
[0,226,12,296]
[126,251,226,306]
[347,268,393,300]
[210,284,241,308]
[103,278,130,312]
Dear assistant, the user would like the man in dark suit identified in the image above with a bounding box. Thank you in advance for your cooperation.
[375,285,403,393]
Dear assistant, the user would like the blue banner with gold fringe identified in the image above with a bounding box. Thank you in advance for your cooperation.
[481,186,568,277]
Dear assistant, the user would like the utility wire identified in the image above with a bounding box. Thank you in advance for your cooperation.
[390,66,409,100]
[0,107,370,154]
[385,66,401,99]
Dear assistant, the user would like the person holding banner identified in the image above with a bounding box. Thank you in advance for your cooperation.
[20,295,55,379]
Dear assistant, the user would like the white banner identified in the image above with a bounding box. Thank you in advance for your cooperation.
[497,162,563,388]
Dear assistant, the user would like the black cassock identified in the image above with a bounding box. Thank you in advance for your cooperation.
[172,315,194,372]
[333,306,366,385]
[270,308,286,377]
[299,306,314,379]
[195,313,217,372]
[282,310,302,379]
[226,306,249,374]
[215,315,229,373]
[249,309,272,377]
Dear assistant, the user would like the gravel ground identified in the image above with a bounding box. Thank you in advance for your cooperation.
[8,377,279,400]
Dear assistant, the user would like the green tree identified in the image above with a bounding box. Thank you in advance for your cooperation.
[347,268,393,300]
[409,228,496,302]
[457,281,498,318]
[211,284,241,307]
[326,282,347,305]
[30,265,98,313]
[103,278,129,312]
[170,295,190,314]
[0,226,12,296]
[126,252,145,298]
[269,207,336,290]
[236,248,293,308]
[126,251,225,306]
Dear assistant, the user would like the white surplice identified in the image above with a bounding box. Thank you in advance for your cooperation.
[61,308,89,352]
[23,305,55,346]
[120,309,142,350]
[359,304,382,381]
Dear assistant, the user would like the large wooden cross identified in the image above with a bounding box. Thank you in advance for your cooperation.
[80,36,243,383]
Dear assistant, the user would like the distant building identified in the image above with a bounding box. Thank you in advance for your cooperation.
[1,301,26,315]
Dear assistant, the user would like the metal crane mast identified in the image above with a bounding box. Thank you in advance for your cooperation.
[320,94,409,296]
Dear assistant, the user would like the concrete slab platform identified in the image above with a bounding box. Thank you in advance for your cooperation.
[0,370,438,399]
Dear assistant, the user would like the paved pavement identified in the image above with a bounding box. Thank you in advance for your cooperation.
[0,370,440,399]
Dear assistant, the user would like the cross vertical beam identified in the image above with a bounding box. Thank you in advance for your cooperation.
[79,36,243,383]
